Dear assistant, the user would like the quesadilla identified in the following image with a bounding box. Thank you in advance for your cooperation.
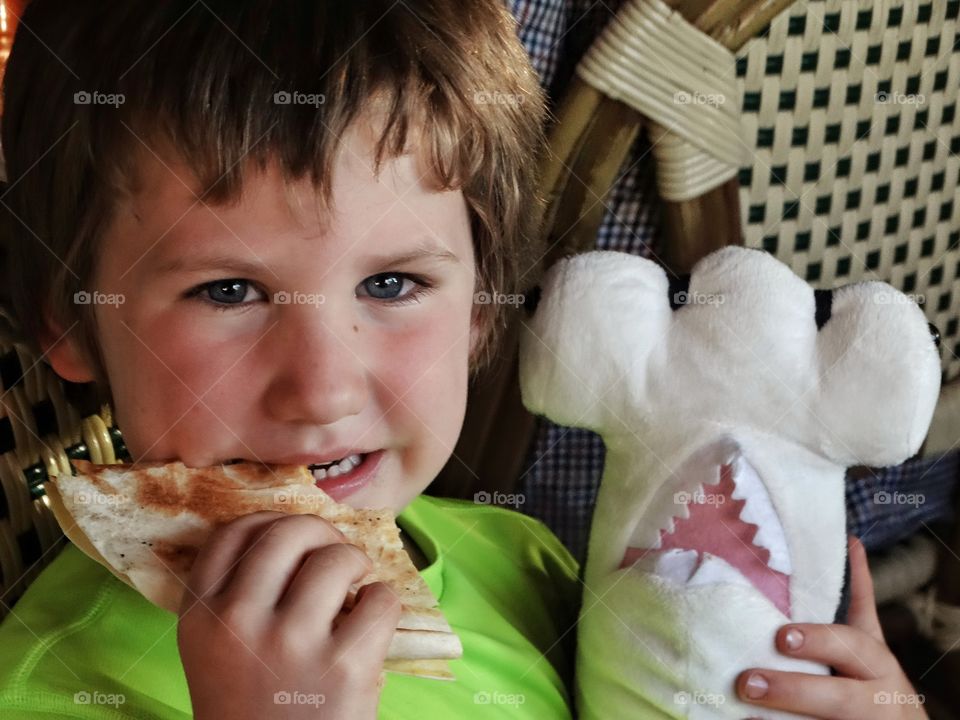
[44,459,462,680]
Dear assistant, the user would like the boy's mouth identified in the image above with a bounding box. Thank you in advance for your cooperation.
[311,450,385,501]
[221,450,374,473]
[308,453,368,480]
[222,450,384,502]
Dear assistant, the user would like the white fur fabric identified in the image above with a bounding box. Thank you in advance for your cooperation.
[519,247,941,719]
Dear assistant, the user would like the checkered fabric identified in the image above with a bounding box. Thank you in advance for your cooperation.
[511,0,959,564]
[846,450,960,550]
[736,0,960,381]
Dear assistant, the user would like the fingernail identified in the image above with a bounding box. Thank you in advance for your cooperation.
[745,673,769,699]
[784,627,804,650]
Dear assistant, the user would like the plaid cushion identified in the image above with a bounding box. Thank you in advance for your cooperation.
[511,0,959,564]
[846,450,959,551]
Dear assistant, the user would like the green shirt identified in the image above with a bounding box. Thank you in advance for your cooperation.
[0,496,580,718]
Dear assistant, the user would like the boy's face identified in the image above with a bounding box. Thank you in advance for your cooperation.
[51,125,479,513]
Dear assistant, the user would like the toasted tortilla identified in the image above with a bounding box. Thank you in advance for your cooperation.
[45,460,461,680]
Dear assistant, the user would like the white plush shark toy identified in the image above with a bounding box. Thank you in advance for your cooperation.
[518,246,942,719]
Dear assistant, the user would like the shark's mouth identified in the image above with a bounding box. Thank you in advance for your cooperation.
[619,440,792,618]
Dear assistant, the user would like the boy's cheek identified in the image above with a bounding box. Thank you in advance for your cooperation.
[375,308,472,394]
[99,317,249,459]
[368,308,472,444]
[112,368,236,463]
[107,307,257,385]
[110,331,234,398]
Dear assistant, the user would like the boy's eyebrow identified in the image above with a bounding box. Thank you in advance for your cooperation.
[363,241,463,268]
[153,239,462,277]
[154,255,273,278]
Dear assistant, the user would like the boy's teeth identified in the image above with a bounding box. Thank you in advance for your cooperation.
[312,454,363,481]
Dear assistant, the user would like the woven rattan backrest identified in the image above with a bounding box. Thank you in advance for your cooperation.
[736,0,960,381]
[0,339,126,619]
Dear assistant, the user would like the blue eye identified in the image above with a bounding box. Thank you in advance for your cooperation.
[187,279,263,310]
[357,273,433,305]
[207,280,249,304]
[361,273,404,299]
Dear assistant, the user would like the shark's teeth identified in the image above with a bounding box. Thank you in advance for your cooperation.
[626,479,702,549]
[623,441,792,578]
[625,463,721,551]
[730,456,792,574]
[627,522,663,552]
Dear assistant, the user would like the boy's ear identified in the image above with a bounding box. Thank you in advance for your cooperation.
[40,314,96,384]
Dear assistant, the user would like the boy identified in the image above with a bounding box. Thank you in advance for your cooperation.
[0,1,577,717]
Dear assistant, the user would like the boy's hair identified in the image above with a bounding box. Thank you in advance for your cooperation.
[1,0,547,391]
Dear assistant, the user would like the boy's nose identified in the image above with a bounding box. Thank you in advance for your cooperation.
[264,309,369,425]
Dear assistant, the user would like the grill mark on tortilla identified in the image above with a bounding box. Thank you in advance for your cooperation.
[74,460,318,524]
[135,468,258,521]
[81,467,120,496]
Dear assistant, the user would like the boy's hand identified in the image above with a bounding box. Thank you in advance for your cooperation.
[176,511,401,720]
[736,536,928,719]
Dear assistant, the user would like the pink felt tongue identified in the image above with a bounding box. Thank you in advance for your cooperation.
[624,464,791,617]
